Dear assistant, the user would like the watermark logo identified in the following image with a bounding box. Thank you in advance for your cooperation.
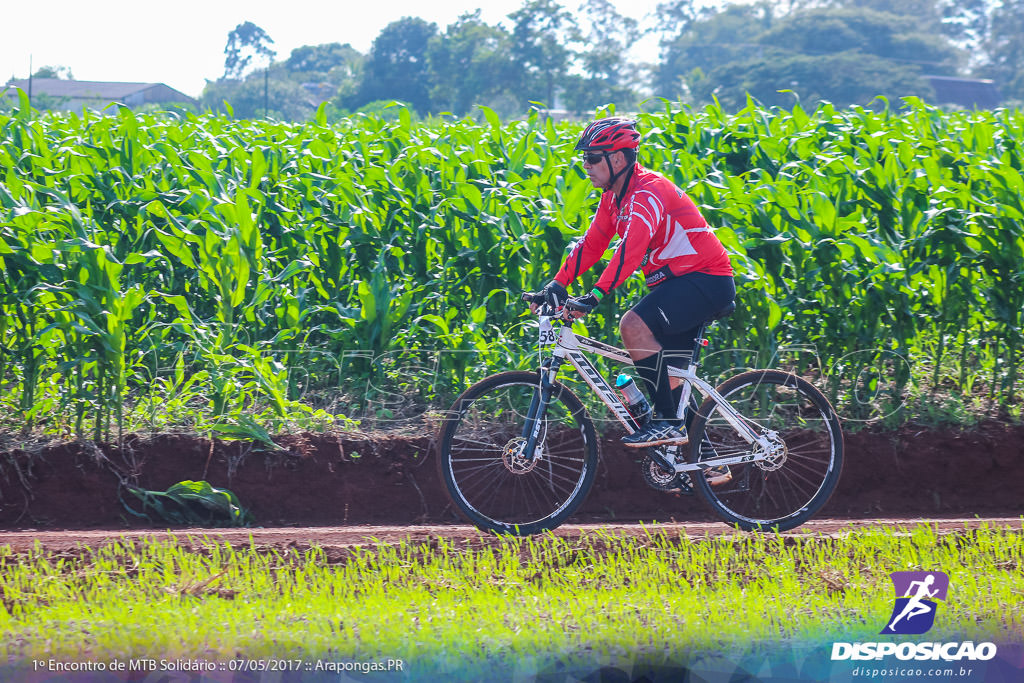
[881,571,949,635]
[831,569,998,663]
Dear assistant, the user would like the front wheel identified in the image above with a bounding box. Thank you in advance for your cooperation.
[437,371,600,535]
[689,369,844,532]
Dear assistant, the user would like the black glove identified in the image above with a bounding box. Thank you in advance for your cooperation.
[565,292,600,315]
[523,280,569,308]
[542,280,569,308]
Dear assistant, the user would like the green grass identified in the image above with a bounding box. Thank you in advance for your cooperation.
[1,524,1021,677]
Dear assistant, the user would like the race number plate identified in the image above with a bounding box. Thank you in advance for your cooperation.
[538,318,557,346]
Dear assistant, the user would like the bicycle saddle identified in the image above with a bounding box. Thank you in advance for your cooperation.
[705,301,736,323]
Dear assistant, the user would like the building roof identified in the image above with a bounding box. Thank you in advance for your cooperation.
[925,76,1001,109]
[3,78,195,103]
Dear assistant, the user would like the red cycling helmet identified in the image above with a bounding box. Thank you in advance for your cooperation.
[575,117,640,152]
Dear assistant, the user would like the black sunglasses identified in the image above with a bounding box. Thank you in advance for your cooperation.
[581,151,608,165]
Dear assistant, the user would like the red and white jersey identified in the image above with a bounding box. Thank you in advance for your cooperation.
[554,164,733,293]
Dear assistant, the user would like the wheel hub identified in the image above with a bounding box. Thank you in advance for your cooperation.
[502,437,539,474]
[755,434,788,472]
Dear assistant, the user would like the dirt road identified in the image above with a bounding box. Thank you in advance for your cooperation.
[4,516,1020,553]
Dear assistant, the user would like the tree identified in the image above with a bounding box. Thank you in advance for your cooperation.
[508,0,580,107]
[286,43,362,78]
[202,64,312,120]
[692,51,935,109]
[347,17,437,114]
[427,11,518,116]
[286,43,364,106]
[980,0,1024,101]
[563,0,642,112]
[658,3,962,109]
[938,0,991,56]
[578,0,640,82]
[828,0,945,24]
[32,65,74,79]
[655,2,776,100]
[653,0,699,41]
[826,0,990,63]
[223,21,276,80]
[758,8,960,76]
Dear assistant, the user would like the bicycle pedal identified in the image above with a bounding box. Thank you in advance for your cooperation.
[705,465,732,486]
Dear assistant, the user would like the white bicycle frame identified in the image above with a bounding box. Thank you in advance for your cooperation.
[537,315,776,475]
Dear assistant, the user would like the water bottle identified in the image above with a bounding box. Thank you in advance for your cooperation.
[615,374,651,424]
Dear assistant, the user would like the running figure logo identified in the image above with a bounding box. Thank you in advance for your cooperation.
[881,571,949,635]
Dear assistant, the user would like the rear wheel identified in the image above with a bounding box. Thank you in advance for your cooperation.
[437,371,599,535]
[688,369,844,531]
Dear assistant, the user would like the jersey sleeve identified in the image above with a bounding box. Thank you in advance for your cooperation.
[553,201,615,288]
[592,190,662,293]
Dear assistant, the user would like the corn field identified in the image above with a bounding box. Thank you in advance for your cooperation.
[1,91,1022,442]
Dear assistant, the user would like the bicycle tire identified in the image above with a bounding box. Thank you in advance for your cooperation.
[437,371,600,535]
[688,369,844,532]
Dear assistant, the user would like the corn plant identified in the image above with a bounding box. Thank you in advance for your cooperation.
[1,92,1023,439]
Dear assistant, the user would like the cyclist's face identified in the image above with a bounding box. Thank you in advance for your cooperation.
[583,150,614,189]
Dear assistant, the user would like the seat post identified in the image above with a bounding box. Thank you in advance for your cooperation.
[690,301,735,368]
[690,322,710,367]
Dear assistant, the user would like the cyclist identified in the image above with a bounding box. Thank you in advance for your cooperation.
[528,116,735,448]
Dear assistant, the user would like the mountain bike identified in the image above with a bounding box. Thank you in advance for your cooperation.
[436,298,844,535]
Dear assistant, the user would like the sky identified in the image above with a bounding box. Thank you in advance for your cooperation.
[2,0,675,100]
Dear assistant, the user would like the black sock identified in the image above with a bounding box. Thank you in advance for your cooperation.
[633,353,676,421]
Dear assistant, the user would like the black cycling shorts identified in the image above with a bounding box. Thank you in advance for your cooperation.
[630,271,736,358]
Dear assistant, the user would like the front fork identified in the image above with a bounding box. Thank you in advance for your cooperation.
[520,359,560,461]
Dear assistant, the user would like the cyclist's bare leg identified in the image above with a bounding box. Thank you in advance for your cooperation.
[620,311,681,390]
[618,310,690,448]
[621,313,732,481]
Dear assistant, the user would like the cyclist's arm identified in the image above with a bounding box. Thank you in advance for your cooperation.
[592,191,659,294]
[553,201,615,289]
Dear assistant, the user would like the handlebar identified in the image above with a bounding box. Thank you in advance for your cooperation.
[520,291,544,305]
[521,291,571,321]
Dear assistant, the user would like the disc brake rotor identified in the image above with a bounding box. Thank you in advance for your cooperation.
[502,437,539,474]
[754,435,788,472]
